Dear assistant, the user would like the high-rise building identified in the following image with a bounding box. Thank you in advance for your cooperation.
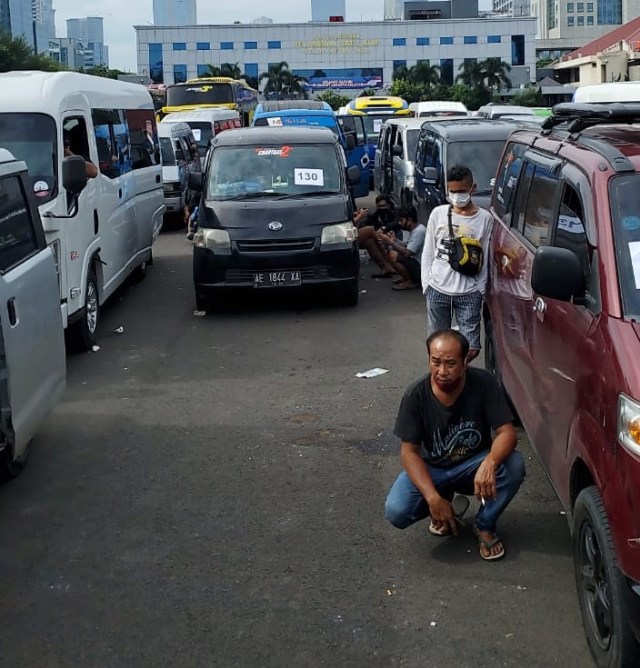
[493,0,531,15]
[3,0,54,52]
[384,0,405,19]
[250,16,274,24]
[153,0,197,26]
[66,16,109,67]
[311,0,345,21]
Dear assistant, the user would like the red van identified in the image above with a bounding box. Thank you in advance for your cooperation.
[485,103,640,668]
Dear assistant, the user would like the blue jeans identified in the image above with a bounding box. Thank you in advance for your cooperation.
[385,450,525,533]
[426,286,483,350]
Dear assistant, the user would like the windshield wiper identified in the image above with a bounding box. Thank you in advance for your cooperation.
[217,191,290,201]
[276,191,338,199]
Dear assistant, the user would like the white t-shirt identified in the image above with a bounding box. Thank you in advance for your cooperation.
[421,205,493,296]
[405,223,427,257]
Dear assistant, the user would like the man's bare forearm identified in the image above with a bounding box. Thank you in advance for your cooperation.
[401,443,439,502]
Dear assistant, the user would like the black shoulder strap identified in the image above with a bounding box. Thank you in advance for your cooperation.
[447,205,455,239]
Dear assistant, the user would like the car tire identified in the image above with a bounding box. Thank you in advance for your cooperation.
[573,486,640,668]
[335,278,359,307]
[0,440,31,483]
[68,267,99,352]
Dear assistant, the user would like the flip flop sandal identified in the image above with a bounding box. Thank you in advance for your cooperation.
[371,272,395,279]
[475,530,506,561]
[428,495,470,536]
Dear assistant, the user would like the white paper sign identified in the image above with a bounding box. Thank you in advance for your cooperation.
[373,119,383,133]
[629,241,640,289]
[267,117,283,127]
[294,168,324,187]
[192,129,201,141]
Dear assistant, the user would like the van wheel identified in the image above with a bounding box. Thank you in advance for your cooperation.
[69,268,99,352]
[573,487,640,668]
[0,441,31,483]
[335,279,359,307]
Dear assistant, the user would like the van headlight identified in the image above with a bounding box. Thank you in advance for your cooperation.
[195,228,231,251]
[321,222,358,245]
[617,394,640,459]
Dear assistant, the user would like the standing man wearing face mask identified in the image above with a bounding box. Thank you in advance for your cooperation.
[421,166,493,362]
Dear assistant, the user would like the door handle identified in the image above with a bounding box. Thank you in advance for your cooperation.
[7,298,17,326]
[533,297,547,314]
[93,210,99,235]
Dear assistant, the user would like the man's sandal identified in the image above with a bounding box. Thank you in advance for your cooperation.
[428,495,470,536]
[475,529,506,561]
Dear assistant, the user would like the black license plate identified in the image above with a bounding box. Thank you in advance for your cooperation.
[253,271,302,288]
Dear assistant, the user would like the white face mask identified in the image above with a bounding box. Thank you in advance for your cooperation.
[448,191,472,208]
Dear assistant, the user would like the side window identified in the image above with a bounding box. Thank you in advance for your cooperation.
[395,131,404,153]
[519,165,560,248]
[433,139,443,178]
[424,134,436,168]
[0,176,40,272]
[554,184,592,287]
[178,137,191,162]
[92,109,124,179]
[493,142,526,222]
[63,116,91,164]
[125,109,159,170]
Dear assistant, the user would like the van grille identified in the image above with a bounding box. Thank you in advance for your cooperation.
[236,238,315,253]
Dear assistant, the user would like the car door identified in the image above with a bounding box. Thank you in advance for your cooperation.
[425,134,444,217]
[373,125,388,193]
[526,166,600,489]
[339,115,370,197]
[0,167,65,457]
[392,129,405,205]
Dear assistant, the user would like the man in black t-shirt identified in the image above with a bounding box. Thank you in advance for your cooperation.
[385,330,525,561]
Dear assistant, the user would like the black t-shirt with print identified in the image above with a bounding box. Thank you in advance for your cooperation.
[394,368,513,467]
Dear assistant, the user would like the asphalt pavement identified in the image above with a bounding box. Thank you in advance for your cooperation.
[0,196,593,667]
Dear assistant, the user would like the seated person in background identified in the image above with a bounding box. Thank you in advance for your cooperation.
[64,131,98,179]
[354,195,402,278]
[378,206,426,291]
[185,188,200,241]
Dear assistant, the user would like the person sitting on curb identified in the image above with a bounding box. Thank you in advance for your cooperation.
[384,329,525,561]
[353,195,402,278]
[376,206,426,291]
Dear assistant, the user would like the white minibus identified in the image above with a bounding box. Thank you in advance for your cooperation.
[409,101,469,117]
[0,71,165,350]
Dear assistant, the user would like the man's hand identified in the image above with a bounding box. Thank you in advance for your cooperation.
[354,209,368,225]
[474,457,498,501]
[376,231,391,244]
[427,493,458,536]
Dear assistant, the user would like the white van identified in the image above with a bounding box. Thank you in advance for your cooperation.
[477,104,536,120]
[0,71,165,350]
[161,109,241,164]
[157,122,201,215]
[572,81,640,103]
[0,149,68,479]
[410,101,469,117]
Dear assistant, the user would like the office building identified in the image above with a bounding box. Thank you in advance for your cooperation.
[136,17,536,90]
[1,0,11,33]
[311,0,345,22]
[2,0,53,52]
[153,0,197,26]
[250,17,273,24]
[492,0,531,15]
[402,1,479,20]
[66,16,109,67]
[48,37,85,69]
[384,0,405,19]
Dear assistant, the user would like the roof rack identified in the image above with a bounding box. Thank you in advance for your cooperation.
[538,102,639,173]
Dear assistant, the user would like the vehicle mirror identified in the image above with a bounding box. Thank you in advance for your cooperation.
[424,167,438,184]
[392,145,403,157]
[345,133,356,151]
[531,246,585,302]
[188,171,203,192]
[62,155,88,195]
[347,165,361,186]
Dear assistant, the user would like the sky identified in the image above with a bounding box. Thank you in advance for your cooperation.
[52,1,384,71]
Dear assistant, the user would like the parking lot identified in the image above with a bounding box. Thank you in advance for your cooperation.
[0,194,594,666]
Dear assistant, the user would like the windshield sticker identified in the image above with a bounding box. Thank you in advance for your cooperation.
[622,216,640,232]
[267,117,283,127]
[272,174,289,188]
[294,168,324,187]
[185,86,212,93]
[33,180,50,197]
[373,119,383,133]
[256,146,292,158]
[630,241,640,290]
[192,129,202,141]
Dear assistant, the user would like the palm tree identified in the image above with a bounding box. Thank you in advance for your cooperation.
[392,64,409,82]
[204,65,222,77]
[481,58,512,92]
[259,61,306,98]
[456,61,485,89]
[408,62,441,90]
[220,62,242,79]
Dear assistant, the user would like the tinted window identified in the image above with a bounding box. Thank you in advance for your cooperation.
[447,140,506,194]
[406,130,420,161]
[125,109,159,170]
[493,142,526,222]
[519,165,560,247]
[159,137,175,165]
[0,176,39,272]
[0,113,57,203]
[166,83,234,107]
[92,109,132,179]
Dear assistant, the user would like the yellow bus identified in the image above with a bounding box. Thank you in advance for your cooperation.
[345,95,411,144]
[162,77,259,126]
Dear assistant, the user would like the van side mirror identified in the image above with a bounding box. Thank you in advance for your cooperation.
[189,171,203,192]
[345,133,356,151]
[62,155,88,195]
[424,167,438,185]
[392,145,403,157]
[347,165,361,186]
[531,246,586,302]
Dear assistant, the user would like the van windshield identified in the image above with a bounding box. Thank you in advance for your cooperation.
[362,115,387,145]
[187,122,213,156]
[0,113,57,204]
[447,140,506,194]
[159,137,176,165]
[166,83,234,107]
[207,145,342,200]
[610,174,640,318]
[254,115,340,138]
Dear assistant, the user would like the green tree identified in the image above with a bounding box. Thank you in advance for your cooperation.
[204,64,222,77]
[448,83,491,110]
[456,61,485,89]
[511,86,544,106]
[481,58,512,92]
[408,62,441,91]
[259,61,307,98]
[0,30,62,72]
[359,87,378,97]
[84,65,128,79]
[317,89,350,110]
[388,79,428,103]
[220,62,242,79]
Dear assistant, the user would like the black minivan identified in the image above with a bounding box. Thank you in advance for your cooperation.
[190,127,361,309]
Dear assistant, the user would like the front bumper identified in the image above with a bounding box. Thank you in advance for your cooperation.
[163,193,182,212]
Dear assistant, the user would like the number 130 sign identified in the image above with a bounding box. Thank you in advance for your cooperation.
[294,168,324,187]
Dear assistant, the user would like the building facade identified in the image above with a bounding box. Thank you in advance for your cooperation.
[135,18,537,91]
[153,0,197,26]
[311,0,346,22]
[3,0,53,52]
[384,0,405,19]
[403,1,479,19]
[48,37,85,69]
[1,0,11,33]
[66,16,109,67]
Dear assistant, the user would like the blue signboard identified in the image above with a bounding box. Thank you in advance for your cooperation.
[294,68,384,91]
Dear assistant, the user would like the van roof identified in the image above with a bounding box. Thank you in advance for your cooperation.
[0,148,18,165]
[212,126,338,147]
[257,100,331,112]
[572,82,640,103]
[422,119,517,140]
[382,118,433,130]
[157,122,193,137]
[411,101,468,111]
[161,109,240,123]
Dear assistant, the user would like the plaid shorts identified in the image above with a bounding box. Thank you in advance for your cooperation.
[426,287,483,350]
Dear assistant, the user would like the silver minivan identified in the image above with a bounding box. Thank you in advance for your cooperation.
[0,149,70,480]
[158,122,201,215]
